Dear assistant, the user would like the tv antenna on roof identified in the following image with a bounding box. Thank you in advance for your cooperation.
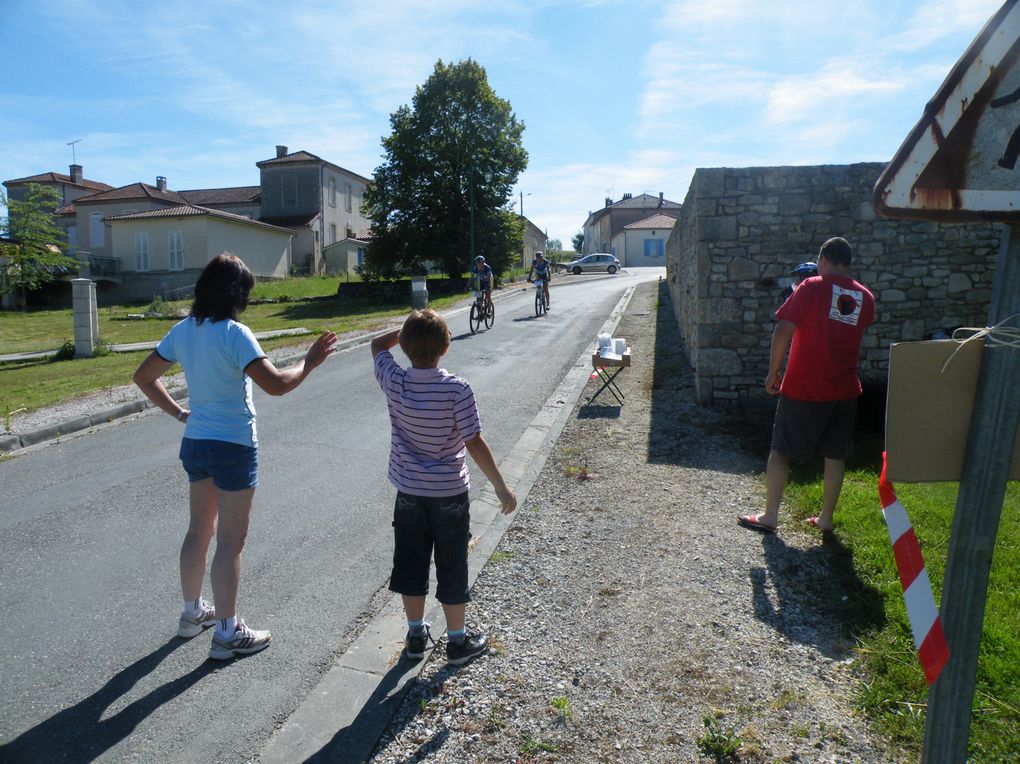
[67,139,83,164]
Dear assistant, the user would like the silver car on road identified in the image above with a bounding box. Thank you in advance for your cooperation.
[562,253,621,275]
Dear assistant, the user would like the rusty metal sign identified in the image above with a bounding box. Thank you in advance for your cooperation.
[875,0,1020,221]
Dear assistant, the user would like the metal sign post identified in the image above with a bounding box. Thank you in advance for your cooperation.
[875,2,1020,760]
[922,226,1020,762]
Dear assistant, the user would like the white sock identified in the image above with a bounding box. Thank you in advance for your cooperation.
[215,615,238,638]
[182,598,202,616]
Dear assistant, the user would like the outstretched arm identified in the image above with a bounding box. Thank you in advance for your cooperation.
[465,433,517,514]
[245,330,338,396]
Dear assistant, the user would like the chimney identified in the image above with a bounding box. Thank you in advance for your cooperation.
[276,145,288,158]
[69,164,83,184]
[622,192,632,200]
[156,176,167,191]
[659,192,664,207]
[605,197,612,208]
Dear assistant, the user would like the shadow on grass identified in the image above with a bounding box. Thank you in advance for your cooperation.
[748,532,886,658]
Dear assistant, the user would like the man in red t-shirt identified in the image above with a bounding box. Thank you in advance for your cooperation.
[738,236,875,535]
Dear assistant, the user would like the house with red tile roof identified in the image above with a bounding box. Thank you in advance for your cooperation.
[615,212,677,267]
[3,145,372,305]
[582,192,681,263]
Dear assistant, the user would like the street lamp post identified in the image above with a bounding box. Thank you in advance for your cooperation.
[520,191,531,267]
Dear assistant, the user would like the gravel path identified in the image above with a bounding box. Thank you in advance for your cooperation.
[368,280,905,763]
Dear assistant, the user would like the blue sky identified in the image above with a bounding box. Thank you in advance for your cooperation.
[0,0,1004,247]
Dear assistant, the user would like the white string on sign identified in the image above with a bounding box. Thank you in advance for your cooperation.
[939,312,1020,374]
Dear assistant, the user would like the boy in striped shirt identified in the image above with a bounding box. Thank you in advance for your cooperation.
[372,309,517,665]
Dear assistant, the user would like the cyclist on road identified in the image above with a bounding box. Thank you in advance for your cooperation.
[469,255,494,306]
[527,251,551,308]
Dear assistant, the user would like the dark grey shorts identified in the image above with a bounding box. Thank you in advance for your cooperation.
[389,491,471,605]
[771,396,858,463]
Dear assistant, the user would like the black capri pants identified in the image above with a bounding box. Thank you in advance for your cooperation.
[388,490,471,605]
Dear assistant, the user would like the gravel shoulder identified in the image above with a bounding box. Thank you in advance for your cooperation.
[368,280,906,763]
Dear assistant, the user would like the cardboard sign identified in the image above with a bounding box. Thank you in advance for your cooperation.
[886,340,1020,481]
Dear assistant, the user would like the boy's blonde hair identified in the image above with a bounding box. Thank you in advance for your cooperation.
[399,309,451,366]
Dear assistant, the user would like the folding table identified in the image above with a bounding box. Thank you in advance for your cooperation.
[584,347,631,408]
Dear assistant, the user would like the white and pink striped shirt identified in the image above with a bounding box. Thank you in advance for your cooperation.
[374,350,481,497]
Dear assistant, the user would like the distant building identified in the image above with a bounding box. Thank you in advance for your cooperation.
[582,192,681,264]
[520,216,548,268]
[2,145,373,305]
[615,212,676,267]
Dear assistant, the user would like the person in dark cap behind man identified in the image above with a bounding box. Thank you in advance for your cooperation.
[780,261,819,302]
[739,236,875,535]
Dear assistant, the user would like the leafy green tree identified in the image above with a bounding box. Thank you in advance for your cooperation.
[1,184,76,307]
[572,231,584,253]
[363,59,528,279]
[545,238,562,255]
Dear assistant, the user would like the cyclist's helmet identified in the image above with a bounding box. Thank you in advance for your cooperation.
[475,255,485,262]
[535,251,544,258]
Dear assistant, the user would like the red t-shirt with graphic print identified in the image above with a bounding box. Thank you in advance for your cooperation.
[775,274,875,401]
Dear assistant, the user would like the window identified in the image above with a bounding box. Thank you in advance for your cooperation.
[67,225,77,253]
[345,183,352,212]
[329,178,336,207]
[282,174,297,206]
[135,232,150,271]
[329,223,337,244]
[644,239,665,257]
[90,213,105,247]
[168,230,184,271]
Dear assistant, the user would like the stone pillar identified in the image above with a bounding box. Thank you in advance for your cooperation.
[411,277,428,309]
[90,281,99,344]
[72,278,96,357]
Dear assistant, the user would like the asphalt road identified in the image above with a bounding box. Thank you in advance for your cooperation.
[0,267,662,763]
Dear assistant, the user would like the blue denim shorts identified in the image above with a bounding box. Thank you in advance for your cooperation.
[179,437,259,491]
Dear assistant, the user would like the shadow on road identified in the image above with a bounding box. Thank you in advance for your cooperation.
[0,638,220,763]
[749,533,885,658]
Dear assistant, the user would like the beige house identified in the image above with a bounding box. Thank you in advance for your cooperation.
[612,213,676,267]
[2,164,113,211]
[521,216,548,268]
[257,146,372,274]
[582,192,681,259]
[323,236,368,275]
[103,205,293,302]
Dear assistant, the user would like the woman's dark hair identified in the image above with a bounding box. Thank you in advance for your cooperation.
[190,253,255,324]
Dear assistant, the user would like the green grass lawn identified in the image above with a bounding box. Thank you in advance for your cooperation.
[0,281,468,415]
[784,444,1019,761]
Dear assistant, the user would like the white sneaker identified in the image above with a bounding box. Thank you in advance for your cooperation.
[208,618,272,660]
[177,599,216,638]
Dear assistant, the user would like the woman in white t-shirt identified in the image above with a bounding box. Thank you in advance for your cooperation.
[134,253,337,660]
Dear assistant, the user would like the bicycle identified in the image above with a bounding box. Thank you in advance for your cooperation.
[469,283,495,334]
[529,277,549,316]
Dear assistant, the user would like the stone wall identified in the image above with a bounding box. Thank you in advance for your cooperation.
[666,162,1003,407]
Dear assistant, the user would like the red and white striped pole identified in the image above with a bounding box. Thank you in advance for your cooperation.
[879,453,950,685]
